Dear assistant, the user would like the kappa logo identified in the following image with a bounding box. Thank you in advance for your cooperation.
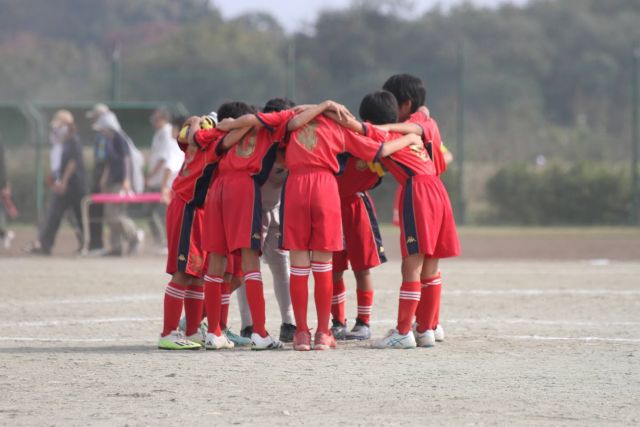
[178,254,187,261]
[406,236,417,244]
[379,246,385,253]
[252,233,261,240]
[297,122,318,151]
[236,134,257,158]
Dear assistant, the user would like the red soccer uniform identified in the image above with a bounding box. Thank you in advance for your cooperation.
[333,156,386,272]
[366,124,460,259]
[166,130,225,277]
[203,110,293,255]
[281,115,383,251]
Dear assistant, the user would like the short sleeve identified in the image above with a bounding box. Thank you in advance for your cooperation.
[256,110,296,141]
[342,127,383,163]
[363,123,391,144]
[194,128,224,151]
[408,110,430,139]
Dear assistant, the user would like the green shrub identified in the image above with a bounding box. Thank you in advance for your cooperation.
[485,161,632,225]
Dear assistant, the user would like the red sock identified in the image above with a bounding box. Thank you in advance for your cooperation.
[417,272,442,331]
[331,277,346,324]
[290,265,310,332]
[220,280,231,330]
[203,274,223,336]
[184,285,204,336]
[356,290,374,325]
[397,281,421,334]
[244,271,267,337]
[162,282,186,336]
[312,262,333,334]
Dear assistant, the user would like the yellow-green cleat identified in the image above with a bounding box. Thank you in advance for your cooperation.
[158,330,202,350]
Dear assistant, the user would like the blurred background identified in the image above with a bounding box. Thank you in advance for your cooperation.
[0,0,639,229]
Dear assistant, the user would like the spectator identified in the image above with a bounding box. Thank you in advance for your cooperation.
[92,111,141,256]
[145,108,184,248]
[85,103,111,254]
[0,136,15,249]
[28,110,86,255]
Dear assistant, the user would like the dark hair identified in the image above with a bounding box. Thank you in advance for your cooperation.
[359,90,399,125]
[382,74,426,113]
[172,115,186,129]
[263,97,295,113]
[217,101,256,120]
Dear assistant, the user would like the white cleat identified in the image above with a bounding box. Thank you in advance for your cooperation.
[251,333,284,351]
[415,329,436,347]
[434,324,445,342]
[186,329,206,346]
[372,329,417,349]
[204,332,234,350]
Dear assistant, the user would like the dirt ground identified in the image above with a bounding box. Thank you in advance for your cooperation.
[0,227,639,425]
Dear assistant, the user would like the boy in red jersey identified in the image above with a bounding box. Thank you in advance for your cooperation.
[221,100,423,350]
[326,90,460,349]
[158,110,246,350]
[330,151,386,341]
[198,101,293,351]
[383,74,454,344]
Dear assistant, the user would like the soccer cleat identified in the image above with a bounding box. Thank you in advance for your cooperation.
[204,332,234,350]
[372,329,417,349]
[313,331,337,351]
[293,330,311,351]
[186,331,205,346]
[2,230,15,249]
[415,329,436,347]
[434,324,445,342]
[279,323,297,343]
[331,319,348,340]
[345,318,371,340]
[223,328,252,347]
[158,330,202,350]
[250,333,284,351]
[240,325,253,338]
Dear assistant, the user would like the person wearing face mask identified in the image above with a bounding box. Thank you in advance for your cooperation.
[28,110,86,255]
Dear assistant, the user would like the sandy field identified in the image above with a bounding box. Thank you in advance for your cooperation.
[0,227,639,425]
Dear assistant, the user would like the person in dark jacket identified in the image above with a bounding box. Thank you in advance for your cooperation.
[28,110,86,255]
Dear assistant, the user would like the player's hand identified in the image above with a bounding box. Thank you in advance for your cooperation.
[292,104,314,114]
[216,118,235,132]
[323,100,353,122]
[122,179,132,194]
[161,187,172,204]
[52,181,66,195]
[418,105,431,118]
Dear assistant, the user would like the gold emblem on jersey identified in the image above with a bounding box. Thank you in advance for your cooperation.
[297,122,318,151]
[356,159,368,171]
[236,134,257,158]
[406,236,417,244]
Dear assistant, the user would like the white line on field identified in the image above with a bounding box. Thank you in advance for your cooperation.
[489,335,640,343]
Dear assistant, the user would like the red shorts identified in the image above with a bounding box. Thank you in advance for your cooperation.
[165,197,207,277]
[203,172,262,255]
[225,253,243,278]
[281,169,342,252]
[399,175,460,259]
[333,192,387,272]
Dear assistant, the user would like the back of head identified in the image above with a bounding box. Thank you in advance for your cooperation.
[217,101,256,121]
[382,74,426,113]
[359,90,399,125]
[263,97,295,113]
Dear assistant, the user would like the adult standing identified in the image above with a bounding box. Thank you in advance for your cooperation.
[92,111,141,256]
[28,110,86,255]
[145,108,184,248]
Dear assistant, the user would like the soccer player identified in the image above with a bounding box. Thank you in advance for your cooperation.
[198,101,293,351]
[382,74,453,343]
[158,111,246,350]
[330,151,386,341]
[326,90,460,349]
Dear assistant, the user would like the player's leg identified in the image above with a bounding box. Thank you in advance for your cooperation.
[330,255,348,339]
[311,250,336,350]
[347,268,373,340]
[221,272,251,346]
[242,248,283,350]
[203,253,234,349]
[236,284,253,337]
[415,257,440,347]
[290,250,312,351]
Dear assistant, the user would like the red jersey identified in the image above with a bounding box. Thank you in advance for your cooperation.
[336,155,381,198]
[172,128,224,206]
[219,110,294,184]
[365,124,436,183]
[283,115,383,174]
[408,111,446,176]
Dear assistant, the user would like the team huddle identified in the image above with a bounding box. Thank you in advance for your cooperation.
[158,73,460,351]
